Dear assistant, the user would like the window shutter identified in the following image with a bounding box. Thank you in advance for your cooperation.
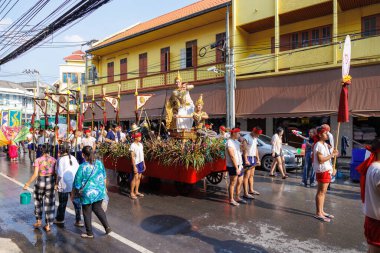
[180,48,186,69]
[107,62,114,83]
[120,58,127,81]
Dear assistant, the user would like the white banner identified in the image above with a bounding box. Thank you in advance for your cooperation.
[342,35,351,78]
[137,94,153,110]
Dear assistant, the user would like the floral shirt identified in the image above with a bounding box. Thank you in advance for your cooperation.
[34,155,56,175]
[73,160,106,205]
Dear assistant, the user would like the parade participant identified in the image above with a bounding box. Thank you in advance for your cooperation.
[96,124,106,144]
[242,127,262,199]
[82,129,96,150]
[36,130,46,159]
[26,128,37,164]
[54,145,83,227]
[218,125,230,139]
[226,128,245,206]
[91,126,97,138]
[313,126,338,222]
[356,138,380,252]
[70,130,84,164]
[8,129,18,162]
[296,129,317,187]
[322,124,336,185]
[117,125,126,143]
[73,146,111,238]
[129,132,146,200]
[50,126,61,159]
[23,144,56,232]
[105,124,119,143]
[269,127,287,179]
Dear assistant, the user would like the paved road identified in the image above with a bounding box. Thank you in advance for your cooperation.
[0,152,367,253]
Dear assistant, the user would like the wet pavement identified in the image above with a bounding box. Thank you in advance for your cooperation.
[0,151,366,253]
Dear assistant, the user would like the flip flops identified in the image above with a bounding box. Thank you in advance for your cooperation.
[33,222,42,228]
[249,191,260,195]
[230,200,240,206]
[324,213,335,219]
[314,215,331,223]
[43,225,51,232]
[136,193,144,197]
[243,194,255,199]
[81,233,94,239]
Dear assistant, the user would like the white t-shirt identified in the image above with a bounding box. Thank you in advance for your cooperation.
[244,134,258,157]
[82,136,96,148]
[312,142,333,173]
[56,155,79,193]
[27,133,37,144]
[225,139,243,168]
[271,134,282,154]
[363,162,380,220]
[70,136,82,152]
[37,135,45,145]
[130,142,144,165]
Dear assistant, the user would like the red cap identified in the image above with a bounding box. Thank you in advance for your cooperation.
[29,128,34,132]
[132,132,142,138]
[253,127,263,135]
[84,129,91,134]
[230,128,240,133]
[220,126,226,132]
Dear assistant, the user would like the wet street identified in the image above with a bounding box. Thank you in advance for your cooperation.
[0,152,366,253]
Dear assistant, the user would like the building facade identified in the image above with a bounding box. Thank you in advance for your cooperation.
[58,50,86,92]
[0,81,34,123]
[85,0,380,155]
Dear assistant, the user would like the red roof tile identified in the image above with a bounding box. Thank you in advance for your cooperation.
[64,50,85,61]
[92,0,230,49]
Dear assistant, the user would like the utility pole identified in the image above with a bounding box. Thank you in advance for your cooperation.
[225,5,235,128]
[23,69,40,120]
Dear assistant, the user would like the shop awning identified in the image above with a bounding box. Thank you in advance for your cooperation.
[236,64,380,118]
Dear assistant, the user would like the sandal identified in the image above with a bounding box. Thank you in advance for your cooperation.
[269,174,275,177]
[81,233,94,239]
[230,200,240,206]
[314,215,331,223]
[324,213,335,219]
[130,195,137,200]
[237,198,247,204]
[43,225,51,232]
[136,193,144,197]
[249,191,260,195]
[33,221,42,228]
[243,194,255,199]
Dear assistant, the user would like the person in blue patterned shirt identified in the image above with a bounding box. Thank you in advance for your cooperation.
[73,146,112,238]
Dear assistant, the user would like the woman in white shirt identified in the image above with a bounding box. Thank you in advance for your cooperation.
[82,130,96,150]
[313,126,338,223]
[71,130,84,164]
[269,127,287,179]
[129,132,146,200]
[225,128,246,206]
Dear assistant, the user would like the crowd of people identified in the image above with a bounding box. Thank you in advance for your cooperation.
[15,120,380,250]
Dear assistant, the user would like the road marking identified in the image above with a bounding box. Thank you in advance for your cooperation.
[0,172,154,253]
[0,238,22,253]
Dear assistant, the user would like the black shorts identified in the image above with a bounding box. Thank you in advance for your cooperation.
[227,166,244,177]
[274,150,284,158]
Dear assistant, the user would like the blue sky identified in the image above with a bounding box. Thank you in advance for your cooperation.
[0,0,198,84]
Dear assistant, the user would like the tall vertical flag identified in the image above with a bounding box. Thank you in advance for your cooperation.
[338,35,352,123]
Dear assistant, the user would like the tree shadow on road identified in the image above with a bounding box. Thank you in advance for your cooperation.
[141,214,269,253]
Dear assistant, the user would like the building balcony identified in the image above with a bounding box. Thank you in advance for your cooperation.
[237,35,380,77]
[87,62,225,96]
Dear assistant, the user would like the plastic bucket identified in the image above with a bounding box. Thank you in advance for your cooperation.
[20,191,31,205]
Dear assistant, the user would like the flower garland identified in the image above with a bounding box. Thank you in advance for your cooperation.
[98,137,225,171]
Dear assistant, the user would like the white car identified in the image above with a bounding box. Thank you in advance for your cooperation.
[240,132,303,171]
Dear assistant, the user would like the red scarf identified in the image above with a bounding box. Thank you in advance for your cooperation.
[356,146,379,203]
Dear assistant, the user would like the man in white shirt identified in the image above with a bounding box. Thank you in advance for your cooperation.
[82,129,96,150]
[129,132,145,200]
[242,127,262,199]
[54,145,83,227]
[96,124,106,144]
[70,130,84,164]
[225,128,245,206]
[26,129,37,164]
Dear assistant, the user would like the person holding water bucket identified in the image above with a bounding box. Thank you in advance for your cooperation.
[23,144,57,232]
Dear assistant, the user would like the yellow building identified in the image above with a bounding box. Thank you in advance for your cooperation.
[86,0,380,152]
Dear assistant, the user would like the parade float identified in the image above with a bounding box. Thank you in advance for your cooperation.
[99,74,227,194]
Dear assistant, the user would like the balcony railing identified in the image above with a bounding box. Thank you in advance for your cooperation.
[88,62,225,96]
[237,35,380,76]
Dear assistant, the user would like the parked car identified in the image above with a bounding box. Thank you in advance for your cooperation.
[240,132,303,171]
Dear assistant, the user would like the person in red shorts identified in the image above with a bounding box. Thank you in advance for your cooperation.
[356,138,380,253]
[313,126,338,222]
